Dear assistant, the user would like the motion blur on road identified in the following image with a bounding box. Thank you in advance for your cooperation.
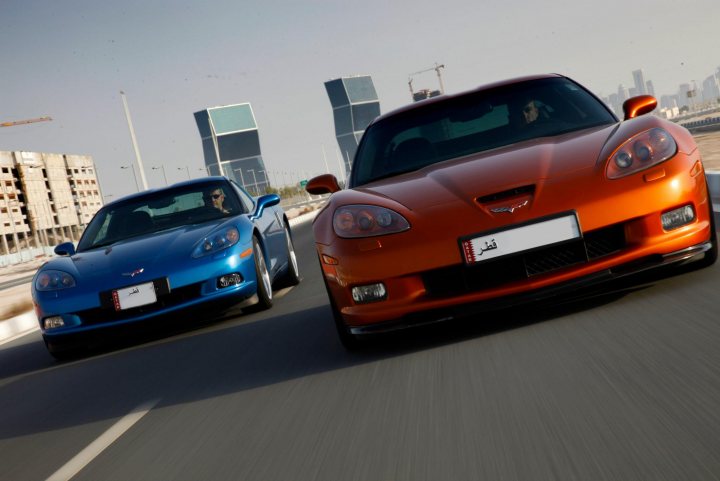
[1,219,720,480]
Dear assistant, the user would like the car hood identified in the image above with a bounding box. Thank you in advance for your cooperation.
[47,222,224,282]
[355,123,617,211]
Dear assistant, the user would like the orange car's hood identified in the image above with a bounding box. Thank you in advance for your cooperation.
[357,124,616,211]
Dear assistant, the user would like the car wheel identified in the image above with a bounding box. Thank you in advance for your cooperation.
[45,339,76,361]
[695,199,718,268]
[248,236,273,311]
[275,225,301,288]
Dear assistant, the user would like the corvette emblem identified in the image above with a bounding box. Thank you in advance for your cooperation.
[121,268,145,278]
[490,200,529,214]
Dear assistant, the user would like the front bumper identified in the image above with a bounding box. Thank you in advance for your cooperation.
[348,240,713,335]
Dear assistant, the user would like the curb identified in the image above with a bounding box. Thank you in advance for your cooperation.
[0,311,38,345]
[289,209,320,227]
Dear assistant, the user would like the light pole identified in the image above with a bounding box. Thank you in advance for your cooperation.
[152,166,168,185]
[119,91,149,190]
[121,164,140,192]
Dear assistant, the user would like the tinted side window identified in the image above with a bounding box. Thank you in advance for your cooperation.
[230,180,255,213]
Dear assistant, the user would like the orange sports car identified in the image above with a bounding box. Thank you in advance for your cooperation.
[306,74,717,348]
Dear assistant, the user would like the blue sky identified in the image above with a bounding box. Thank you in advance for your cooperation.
[2,0,719,199]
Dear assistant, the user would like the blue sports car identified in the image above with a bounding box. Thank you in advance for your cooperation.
[32,177,300,358]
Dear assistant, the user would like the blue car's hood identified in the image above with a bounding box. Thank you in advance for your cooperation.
[48,222,226,286]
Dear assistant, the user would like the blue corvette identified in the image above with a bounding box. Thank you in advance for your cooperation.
[32,177,300,358]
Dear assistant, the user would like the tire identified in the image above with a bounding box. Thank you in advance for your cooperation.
[275,225,301,288]
[45,339,77,361]
[247,236,273,311]
[694,199,718,268]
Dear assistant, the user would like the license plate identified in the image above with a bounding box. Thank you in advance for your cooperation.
[112,282,157,311]
[462,213,581,264]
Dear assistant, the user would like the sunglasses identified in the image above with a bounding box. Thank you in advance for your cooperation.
[205,194,223,200]
[523,105,535,113]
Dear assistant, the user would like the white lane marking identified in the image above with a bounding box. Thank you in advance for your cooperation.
[45,399,160,481]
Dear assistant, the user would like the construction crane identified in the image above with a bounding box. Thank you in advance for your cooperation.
[0,116,52,128]
[408,63,445,102]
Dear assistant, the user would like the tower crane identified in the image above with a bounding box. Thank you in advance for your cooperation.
[0,116,52,128]
[408,63,445,101]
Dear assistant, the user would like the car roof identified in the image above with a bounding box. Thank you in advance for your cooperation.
[369,73,565,126]
[103,176,227,208]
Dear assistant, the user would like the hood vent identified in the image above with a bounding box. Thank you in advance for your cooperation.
[477,184,535,204]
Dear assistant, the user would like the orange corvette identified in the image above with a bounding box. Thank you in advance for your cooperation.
[306,74,717,348]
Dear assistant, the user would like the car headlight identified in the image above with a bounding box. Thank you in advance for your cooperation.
[192,227,240,258]
[606,128,677,179]
[35,270,76,291]
[333,205,410,238]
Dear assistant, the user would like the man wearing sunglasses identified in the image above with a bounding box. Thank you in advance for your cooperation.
[204,187,230,213]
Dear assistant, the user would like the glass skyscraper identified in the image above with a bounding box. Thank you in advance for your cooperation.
[194,103,269,195]
[324,76,381,175]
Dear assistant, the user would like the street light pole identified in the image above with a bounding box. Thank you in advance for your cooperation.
[121,164,140,192]
[152,166,168,185]
[120,91,149,190]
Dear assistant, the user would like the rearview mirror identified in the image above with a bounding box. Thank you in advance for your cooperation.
[54,242,76,256]
[252,194,280,220]
[623,95,657,120]
[306,174,341,195]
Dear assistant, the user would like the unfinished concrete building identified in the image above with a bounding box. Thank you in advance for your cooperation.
[0,151,102,260]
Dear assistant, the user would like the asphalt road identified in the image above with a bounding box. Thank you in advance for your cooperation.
[1,220,720,480]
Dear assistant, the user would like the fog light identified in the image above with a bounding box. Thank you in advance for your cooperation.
[43,316,65,329]
[218,273,243,288]
[352,283,387,304]
[661,205,695,231]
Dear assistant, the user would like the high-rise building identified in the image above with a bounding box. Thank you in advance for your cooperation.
[702,75,720,104]
[194,103,269,195]
[324,75,381,176]
[0,151,102,259]
[617,84,628,103]
[632,69,647,96]
[645,80,655,97]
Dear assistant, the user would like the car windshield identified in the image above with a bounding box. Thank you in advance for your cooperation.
[350,77,617,187]
[76,182,242,251]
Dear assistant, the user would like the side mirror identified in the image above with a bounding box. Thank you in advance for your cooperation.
[306,174,341,195]
[623,95,657,120]
[54,242,76,257]
[252,194,280,219]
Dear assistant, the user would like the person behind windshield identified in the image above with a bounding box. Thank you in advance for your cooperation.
[521,99,541,125]
[204,187,229,213]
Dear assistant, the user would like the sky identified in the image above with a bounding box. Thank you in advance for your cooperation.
[2,0,720,201]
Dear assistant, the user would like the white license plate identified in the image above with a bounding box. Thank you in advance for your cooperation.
[462,214,581,264]
[112,282,157,311]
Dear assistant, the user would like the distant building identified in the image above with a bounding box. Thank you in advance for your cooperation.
[0,151,102,257]
[645,80,656,97]
[632,69,647,96]
[702,75,720,104]
[194,103,269,194]
[324,75,381,176]
[617,84,628,103]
